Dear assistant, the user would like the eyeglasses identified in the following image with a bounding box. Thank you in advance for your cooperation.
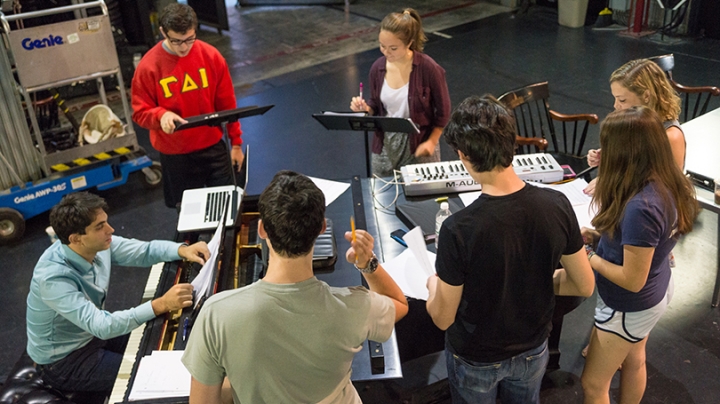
[167,35,196,46]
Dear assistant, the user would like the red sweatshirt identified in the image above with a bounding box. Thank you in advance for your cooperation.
[131,40,241,155]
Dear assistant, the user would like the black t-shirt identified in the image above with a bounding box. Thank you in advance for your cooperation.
[436,183,583,362]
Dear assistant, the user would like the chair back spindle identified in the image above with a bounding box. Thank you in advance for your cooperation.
[649,54,720,122]
[498,81,599,181]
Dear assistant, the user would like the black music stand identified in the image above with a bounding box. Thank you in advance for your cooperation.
[312,113,420,177]
[176,105,274,188]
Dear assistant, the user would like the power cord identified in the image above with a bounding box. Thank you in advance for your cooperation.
[370,171,405,211]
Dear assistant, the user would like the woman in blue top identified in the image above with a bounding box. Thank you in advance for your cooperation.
[580,106,698,404]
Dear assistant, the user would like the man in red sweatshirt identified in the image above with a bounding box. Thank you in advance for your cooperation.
[131,4,243,208]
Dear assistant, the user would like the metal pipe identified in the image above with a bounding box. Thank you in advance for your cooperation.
[25,69,120,93]
[633,0,645,33]
[0,34,41,186]
[1,0,107,25]
[115,71,136,137]
[19,86,49,175]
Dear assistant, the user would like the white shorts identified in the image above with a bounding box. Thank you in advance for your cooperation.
[594,276,673,342]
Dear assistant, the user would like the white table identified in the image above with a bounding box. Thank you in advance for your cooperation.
[682,107,720,307]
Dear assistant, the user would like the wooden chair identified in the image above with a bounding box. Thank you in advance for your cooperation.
[649,54,720,122]
[498,82,599,180]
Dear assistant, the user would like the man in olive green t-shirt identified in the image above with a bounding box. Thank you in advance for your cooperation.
[182,171,408,404]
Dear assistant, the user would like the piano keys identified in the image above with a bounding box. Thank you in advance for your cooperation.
[400,152,564,196]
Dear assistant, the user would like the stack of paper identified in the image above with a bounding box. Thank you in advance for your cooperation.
[458,179,596,229]
[529,179,596,228]
[128,350,190,401]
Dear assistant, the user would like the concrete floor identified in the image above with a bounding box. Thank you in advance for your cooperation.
[2,1,720,403]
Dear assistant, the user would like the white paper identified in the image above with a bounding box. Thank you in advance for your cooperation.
[191,210,224,307]
[381,248,436,300]
[322,111,367,116]
[458,190,482,207]
[308,176,351,206]
[529,179,592,206]
[573,202,597,229]
[128,351,190,400]
[403,226,435,277]
[528,179,596,228]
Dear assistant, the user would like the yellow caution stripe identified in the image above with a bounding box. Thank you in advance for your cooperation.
[50,147,137,173]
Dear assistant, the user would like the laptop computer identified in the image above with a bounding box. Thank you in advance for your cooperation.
[176,145,250,232]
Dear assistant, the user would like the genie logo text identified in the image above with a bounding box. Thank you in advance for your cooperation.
[21,34,64,50]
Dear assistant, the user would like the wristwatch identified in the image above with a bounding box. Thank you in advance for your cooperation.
[355,254,379,274]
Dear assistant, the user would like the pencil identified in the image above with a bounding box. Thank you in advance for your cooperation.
[350,215,356,243]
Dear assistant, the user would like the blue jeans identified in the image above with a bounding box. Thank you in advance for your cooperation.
[445,339,548,404]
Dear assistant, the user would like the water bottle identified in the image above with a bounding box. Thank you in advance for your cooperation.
[435,202,452,249]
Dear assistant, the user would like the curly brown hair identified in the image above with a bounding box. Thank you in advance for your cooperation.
[609,59,681,122]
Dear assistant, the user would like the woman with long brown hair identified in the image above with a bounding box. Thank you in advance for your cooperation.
[580,106,698,404]
[349,8,451,176]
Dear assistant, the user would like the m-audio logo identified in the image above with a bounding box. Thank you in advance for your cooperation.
[21,34,64,50]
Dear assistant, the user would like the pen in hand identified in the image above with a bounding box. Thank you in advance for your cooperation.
[351,216,356,243]
[359,82,363,99]
[350,216,357,263]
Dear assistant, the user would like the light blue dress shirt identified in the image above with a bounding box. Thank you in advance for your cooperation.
[26,236,182,365]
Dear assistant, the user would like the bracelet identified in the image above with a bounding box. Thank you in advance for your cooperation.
[587,251,597,261]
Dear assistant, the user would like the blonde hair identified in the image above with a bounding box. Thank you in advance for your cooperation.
[609,59,681,122]
[379,8,427,52]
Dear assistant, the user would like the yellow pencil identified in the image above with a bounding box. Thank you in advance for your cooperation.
[350,215,356,243]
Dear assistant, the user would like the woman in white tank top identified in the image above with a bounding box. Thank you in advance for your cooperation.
[349,8,451,177]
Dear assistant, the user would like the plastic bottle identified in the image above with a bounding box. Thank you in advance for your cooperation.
[435,202,452,250]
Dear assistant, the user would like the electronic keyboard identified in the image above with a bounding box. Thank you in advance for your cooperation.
[401,153,564,196]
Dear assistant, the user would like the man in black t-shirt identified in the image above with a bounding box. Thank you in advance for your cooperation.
[425,95,595,404]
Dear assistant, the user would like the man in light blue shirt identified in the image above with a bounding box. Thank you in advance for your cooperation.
[26,192,209,394]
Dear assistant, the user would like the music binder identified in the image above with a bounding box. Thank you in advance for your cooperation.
[395,197,464,240]
[312,112,420,177]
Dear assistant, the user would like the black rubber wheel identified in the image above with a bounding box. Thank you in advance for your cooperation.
[0,208,25,244]
[142,161,162,189]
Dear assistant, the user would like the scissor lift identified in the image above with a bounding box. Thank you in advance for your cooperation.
[0,0,161,244]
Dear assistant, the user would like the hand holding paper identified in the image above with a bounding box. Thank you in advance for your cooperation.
[178,241,210,265]
[403,226,435,277]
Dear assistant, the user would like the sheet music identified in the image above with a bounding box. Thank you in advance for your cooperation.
[403,226,435,278]
[128,350,190,400]
[321,111,367,117]
[529,179,592,206]
[528,179,596,228]
[458,190,482,207]
[381,248,436,300]
[460,180,596,228]
[308,176,351,206]
[190,208,225,307]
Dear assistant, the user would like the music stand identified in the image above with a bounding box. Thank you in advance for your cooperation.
[312,113,420,177]
[176,105,274,188]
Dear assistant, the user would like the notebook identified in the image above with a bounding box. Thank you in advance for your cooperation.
[176,145,249,232]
